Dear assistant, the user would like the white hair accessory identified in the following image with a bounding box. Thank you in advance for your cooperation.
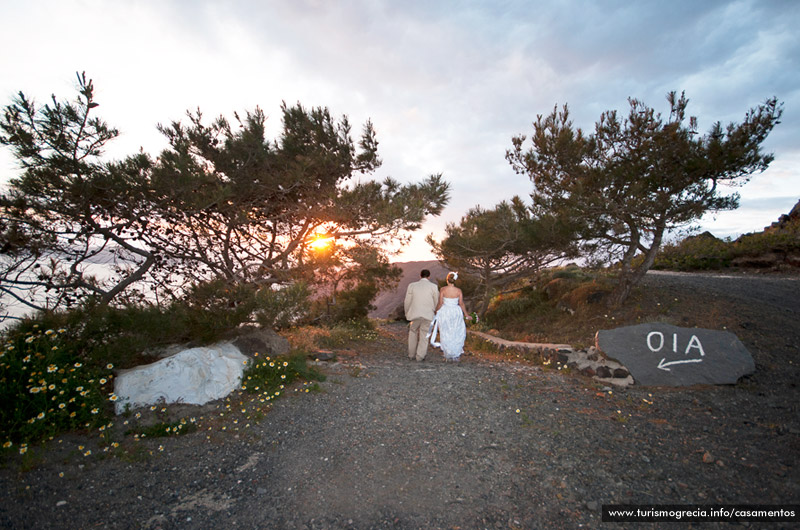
[451,272,458,281]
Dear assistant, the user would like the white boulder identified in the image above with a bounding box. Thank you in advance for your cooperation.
[113,342,249,414]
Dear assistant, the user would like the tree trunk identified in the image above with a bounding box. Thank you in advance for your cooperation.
[477,269,493,319]
[606,222,665,308]
[100,253,156,306]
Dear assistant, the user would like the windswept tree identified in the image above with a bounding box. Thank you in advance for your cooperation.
[427,196,576,317]
[142,102,449,293]
[0,72,157,313]
[507,92,782,307]
[0,74,450,318]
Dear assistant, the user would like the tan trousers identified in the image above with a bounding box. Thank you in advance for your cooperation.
[408,318,431,361]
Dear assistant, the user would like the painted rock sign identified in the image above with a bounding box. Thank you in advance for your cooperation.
[596,323,755,386]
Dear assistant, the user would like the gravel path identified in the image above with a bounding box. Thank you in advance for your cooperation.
[0,272,798,529]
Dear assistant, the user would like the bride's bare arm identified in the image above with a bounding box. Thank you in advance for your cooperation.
[458,290,468,317]
[435,290,444,312]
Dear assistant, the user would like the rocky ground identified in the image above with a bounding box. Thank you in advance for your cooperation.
[0,271,798,529]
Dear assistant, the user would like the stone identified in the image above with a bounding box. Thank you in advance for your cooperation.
[597,323,755,386]
[556,301,576,315]
[612,368,630,378]
[595,366,612,379]
[231,327,289,358]
[586,291,605,304]
[113,343,249,414]
[309,350,336,361]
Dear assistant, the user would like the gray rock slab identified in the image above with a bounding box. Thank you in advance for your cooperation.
[232,328,290,358]
[596,323,755,386]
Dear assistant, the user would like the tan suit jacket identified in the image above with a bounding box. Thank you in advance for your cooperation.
[404,278,439,321]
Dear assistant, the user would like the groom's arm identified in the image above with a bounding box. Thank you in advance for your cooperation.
[404,284,413,315]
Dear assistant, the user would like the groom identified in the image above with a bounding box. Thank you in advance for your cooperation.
[404,269,439,361]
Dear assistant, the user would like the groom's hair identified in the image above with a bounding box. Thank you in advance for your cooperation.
[420,269,430,278]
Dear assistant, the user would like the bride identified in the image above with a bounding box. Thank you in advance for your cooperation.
[429,272,469,361]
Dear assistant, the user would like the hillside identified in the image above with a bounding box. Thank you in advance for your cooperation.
[652,198,800,271]
[369,260,449,319]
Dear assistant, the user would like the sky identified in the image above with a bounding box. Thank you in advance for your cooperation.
[1,0,798,262]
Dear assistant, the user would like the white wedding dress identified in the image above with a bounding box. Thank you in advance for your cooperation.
[429,297,466,360]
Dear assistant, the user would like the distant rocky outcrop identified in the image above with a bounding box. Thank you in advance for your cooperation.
[763,198,800,232]
[369,260,449,319]
[732,198,800,269]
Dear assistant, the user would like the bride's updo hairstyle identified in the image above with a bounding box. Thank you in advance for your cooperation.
[446,272,458,285]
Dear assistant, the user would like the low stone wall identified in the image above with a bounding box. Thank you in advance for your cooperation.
[468,330,633,387]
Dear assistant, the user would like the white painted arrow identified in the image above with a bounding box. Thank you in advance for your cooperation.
[657,358,704,371]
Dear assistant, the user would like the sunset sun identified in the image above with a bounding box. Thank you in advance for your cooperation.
[309,236,334,251]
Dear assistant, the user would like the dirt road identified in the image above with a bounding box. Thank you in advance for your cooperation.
[1,272,798,529]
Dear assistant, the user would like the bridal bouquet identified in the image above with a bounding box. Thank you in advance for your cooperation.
[468,312,479,325]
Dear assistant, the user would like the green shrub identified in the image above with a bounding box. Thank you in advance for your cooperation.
[330,283,378,323]
[0,325,116,452]
[653,233,733,270]
[181,279,310,340]
[733,218,800,257]
[254,282,310,330]
[181,280,260,341]
[241,351,325,398]
[652,218,800,271]
[484,291,550,328]
[311,282,379,325]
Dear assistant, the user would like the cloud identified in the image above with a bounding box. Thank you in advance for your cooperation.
[1,0,798,262]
